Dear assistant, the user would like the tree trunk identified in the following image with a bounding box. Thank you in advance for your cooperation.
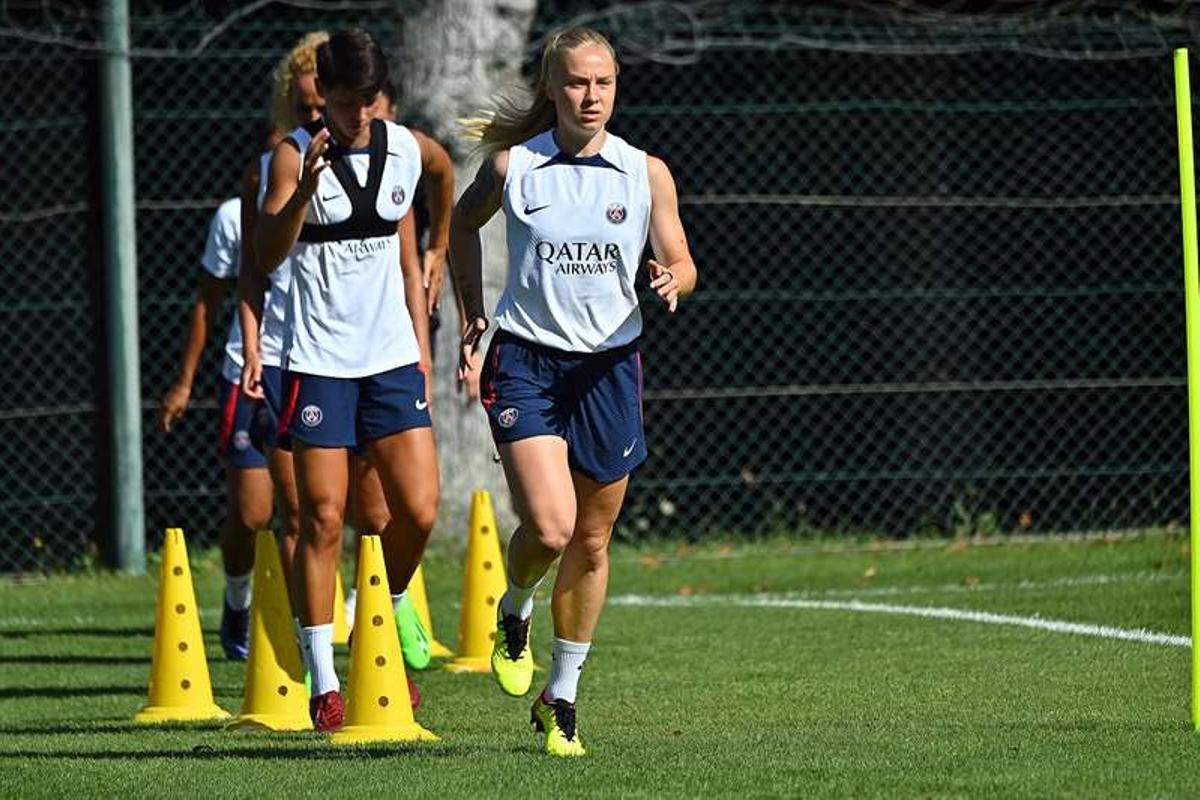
[396,0,537,541]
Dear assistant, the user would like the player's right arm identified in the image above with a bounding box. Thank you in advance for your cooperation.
[448,149,507,393]
[157,271,227,432]
[255,129,330,274]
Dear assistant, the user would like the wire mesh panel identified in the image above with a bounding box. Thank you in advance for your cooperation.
[0,25,100,571]
[1,1,1197,570]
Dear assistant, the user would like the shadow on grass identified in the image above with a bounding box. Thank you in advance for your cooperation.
[0,626,154,640]
[0,654,150,666]
[0,719,153,735]
[0,686,145,700]
[0,743,471,761]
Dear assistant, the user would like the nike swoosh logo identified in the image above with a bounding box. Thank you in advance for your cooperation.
[623,440,637,457]
[415,399,429,410]
[524,204,551,215]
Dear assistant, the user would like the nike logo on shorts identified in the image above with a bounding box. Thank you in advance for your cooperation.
[623,440,637,458]
[524,203,551,215]
[415,399,429,410]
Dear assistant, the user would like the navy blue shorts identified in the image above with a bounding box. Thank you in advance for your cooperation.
[217,377,268,470]
[278,363,432,450]
[248,365,284,453]
[480,330,646,483]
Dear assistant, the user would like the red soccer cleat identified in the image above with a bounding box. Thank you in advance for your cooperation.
[408,676,421,710]
[309,689,345,732]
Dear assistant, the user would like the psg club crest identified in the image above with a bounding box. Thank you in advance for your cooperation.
[498,408,519,429]
[391,185,406,205]
[606,203,626,225]
[301,404,323,428]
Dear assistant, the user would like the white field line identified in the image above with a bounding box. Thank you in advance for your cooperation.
[608,593,1191,648]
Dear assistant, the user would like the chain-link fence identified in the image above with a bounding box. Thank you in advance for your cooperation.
[2,0,1198,570]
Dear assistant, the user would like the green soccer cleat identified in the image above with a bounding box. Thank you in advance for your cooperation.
[530,692,585,757]
[491,609,534,696]
[394,594,432,671]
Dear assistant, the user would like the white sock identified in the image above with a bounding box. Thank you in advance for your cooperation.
[391,591,407,612]
[345,588,357,629]
[300,624,339,695]
[225,571,252,611]
[501,542,543,620]
[545,638,590,704]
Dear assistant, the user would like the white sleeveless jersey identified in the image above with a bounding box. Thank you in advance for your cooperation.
[496,130,651,353]
[199,196,245,384]
[281,119,422,378]
[255,151,290,369]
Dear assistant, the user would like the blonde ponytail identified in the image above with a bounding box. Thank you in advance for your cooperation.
[461,26,618,153]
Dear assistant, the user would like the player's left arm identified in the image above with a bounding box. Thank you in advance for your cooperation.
[399,209,434,406]
[412,130,454,316]
[647,155,698,313]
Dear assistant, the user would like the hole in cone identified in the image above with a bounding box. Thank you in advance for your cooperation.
[181,679,191,690]
[370,575,380,586]
[372,615,383,626]
[482,527,490,534]
[175,604,186,614]
[375,656,386,666]
[379,696,389,707]
[483,561,492,570]
[178,642,188,652]
[278,686,288,696]
[486,596,495,606]
[172,566,183,576]
[489,631,496,640]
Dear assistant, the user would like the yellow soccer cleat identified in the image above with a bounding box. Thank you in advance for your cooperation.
[530,692,585,757]
[490,610,534,696]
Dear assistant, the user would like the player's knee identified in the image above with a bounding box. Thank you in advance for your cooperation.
[572,528,611,568]
[308,502,344,548]
[358,506,390,537]
[408,492,439,537]
[529,515,574,555]
[233,503,271,535]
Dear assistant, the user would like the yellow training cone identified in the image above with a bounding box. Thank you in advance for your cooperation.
[408,563,452,658]
[332,571,350,646]
[445,490,508,673]
[135,528,230,724]
[331,535,437,744]
[226,530,311,732]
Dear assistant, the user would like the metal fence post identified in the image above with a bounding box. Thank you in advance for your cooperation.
[100,0,145,574]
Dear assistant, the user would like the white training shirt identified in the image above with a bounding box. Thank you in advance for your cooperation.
[496,129,652,353]
[199,196,245,384]
[280,119,422,378]
[256,151,291,369]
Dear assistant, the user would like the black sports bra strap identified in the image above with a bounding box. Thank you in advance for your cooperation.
[297,119,396,245]
[328,119,388,207]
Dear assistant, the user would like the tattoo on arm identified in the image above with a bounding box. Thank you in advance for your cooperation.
[455,158,499,227]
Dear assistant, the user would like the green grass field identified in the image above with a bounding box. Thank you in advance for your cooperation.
[1,533,1198,798]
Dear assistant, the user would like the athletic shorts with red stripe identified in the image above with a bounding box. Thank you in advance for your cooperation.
[480,329,647,484]
[277,363,431,450]
[216,376,268,469]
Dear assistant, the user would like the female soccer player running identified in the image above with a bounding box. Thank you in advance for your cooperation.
[240,41,451,685]
[256,29,450,731]
[157,187,270,663]
[452,27,697,756]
